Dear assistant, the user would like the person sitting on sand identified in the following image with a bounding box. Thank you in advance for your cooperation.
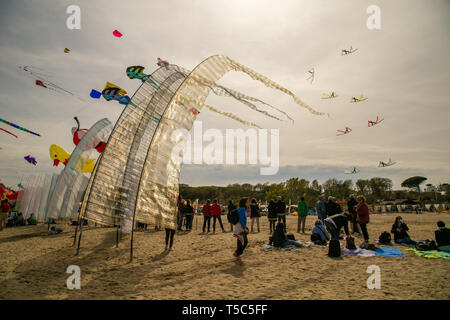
[311,220,329,245]
[16,212,25,226]
[391,216,416,245]
[323,212,351,240]
[27,213,37,225]
[233,197,249,257]
[435,221,450,252]
[269,222,305,248]
[50,226,62,235]
[165,227,175,251]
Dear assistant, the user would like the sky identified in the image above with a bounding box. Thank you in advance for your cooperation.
[0,0,449,190]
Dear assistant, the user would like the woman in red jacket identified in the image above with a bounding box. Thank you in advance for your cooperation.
[355,195,370,243]
[202,200,212,233]
[211,199,226,233]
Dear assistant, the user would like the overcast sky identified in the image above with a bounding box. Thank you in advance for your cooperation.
[0,0,449,190]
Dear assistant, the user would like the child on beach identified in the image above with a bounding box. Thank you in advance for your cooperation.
[233,198,249,257]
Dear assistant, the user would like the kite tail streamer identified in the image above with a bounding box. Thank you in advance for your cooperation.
[223,56,329,118]
[176,94,262,129]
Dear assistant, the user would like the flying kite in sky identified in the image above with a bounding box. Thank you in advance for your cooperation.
[49,144,95,173]
[337,127,352,136]
[350,95,368,103]
[344,167,360,174]
[126,65,160,88]
[19,66,76,96]
[113,30,123,37]
[24,155,37,166]
[157,58,170,69]
[306,68,315,84]
[72,117,107,153]
[90,89,102,99]
[0,117,41,137]
[0,128,18,138]
[101,82,131,105]
[64,48,70,53]
[378,158,396,167]
[341,46,358,55]
[322,92,338,99]
[368,116,384,127]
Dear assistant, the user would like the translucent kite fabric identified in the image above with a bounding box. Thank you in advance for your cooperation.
[81,55,327,233]
[17,174,57,220]
[46,118,112,220]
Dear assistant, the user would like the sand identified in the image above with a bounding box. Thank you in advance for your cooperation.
[1,212,449,300]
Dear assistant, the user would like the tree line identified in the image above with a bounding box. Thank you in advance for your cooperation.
[179,176,450,206]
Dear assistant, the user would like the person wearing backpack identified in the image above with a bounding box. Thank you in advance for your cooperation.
[250,198,261,233]
[391,216,416,245]
[435,221,450,252]
[297,196,308,233]
[202,200,212,234]
[233,197,249,257]
[267,199,277,234]
[227,200,237,232]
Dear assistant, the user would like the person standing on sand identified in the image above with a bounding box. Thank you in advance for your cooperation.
[202,199,212,233]
[250,198,260,233]
[316,195,326,221]
[354,195,370,244]
[267,199,277,234]
[234,197,249,257]
[211,199,226,233]
[275,196,287,232]
[297,196,308,233]
[184,200,194,231]
[227,200,237,232]
[165,227,175,251]
[347,195,360,235]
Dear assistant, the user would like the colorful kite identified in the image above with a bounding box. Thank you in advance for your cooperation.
[72,117,107,153]
[24,155,37,166]
[306,68,315,84]
[113,30,123,37]
[368,116,384,127]
[49,144,95,173]
[337,127,352,136]
[102,87,131,105]
[344,167,360,174]
[378,158,396,167]
[322,92,339,99]
[19,66,76,96]
[0,128,18,138]
[0,118,40,137]
[64,48,70,53]
[342,46,358,56]
[157,58,169,69]
[90,89,102,99]
[126,65,160,88]
[350,95,368,103]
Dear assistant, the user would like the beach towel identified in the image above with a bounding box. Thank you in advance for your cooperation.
[406,249,450,260]
[343,247,376,257]
[375,247,405,257]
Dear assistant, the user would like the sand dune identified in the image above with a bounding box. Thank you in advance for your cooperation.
[1,213,449,300]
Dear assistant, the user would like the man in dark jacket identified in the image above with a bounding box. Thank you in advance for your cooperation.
[326,196,342,217]
[275,196,287,232]
[435,221,450,252]
[323,212,351,240]
[347,195,359,234]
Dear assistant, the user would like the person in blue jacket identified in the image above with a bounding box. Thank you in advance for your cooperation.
[233,197,249,257]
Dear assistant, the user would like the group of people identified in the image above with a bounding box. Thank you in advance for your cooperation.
[0,199,38,229]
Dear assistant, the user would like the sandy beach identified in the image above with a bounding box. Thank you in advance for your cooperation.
[1,212,449,300]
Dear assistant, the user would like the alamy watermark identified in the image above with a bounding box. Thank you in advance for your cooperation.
[66,5,81,30]
[66,265,81,290]
[366,5,381,30]
[170,121,279,175]
[366,265,381,289]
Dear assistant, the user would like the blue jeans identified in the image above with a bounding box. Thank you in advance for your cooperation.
[284,239,302,247]
[396,237,416,245]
